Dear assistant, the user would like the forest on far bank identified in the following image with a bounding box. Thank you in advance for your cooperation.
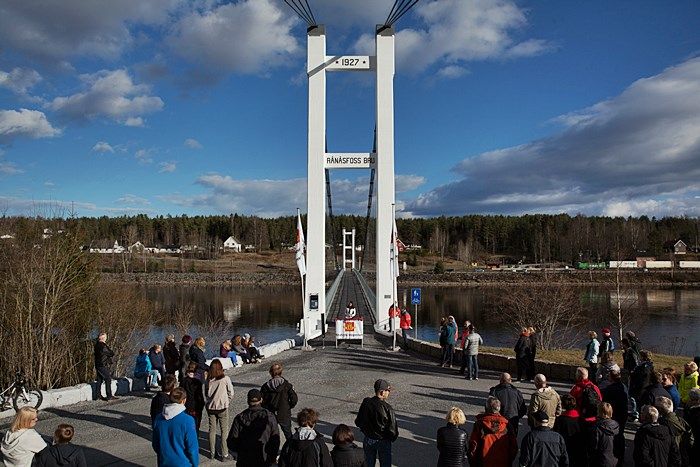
[1,213,699,265]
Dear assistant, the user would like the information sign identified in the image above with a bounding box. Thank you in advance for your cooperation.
[411,288,421,305]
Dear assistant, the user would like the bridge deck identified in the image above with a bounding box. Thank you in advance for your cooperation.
[326,269,375,334]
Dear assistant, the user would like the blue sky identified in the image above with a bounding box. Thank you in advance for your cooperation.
[1,0,699,218]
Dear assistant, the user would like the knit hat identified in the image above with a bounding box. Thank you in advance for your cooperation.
[182,335,192,344]
[602,328,611,335]
[247,389,262,404]
[374,379,391,392]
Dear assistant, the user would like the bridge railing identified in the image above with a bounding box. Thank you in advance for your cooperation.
[353,269,377,323]
[325,269,345,315]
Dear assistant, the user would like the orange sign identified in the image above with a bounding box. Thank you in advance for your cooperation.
[344,321,356,332]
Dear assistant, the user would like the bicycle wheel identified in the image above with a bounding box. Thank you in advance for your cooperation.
[13,388,43,411]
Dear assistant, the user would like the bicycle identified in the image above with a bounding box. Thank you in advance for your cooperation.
[0,372,43,411]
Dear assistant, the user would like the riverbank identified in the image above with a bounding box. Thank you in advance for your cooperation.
[101,269,700,287]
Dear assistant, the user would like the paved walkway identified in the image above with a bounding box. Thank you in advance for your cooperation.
[1,336,637,466]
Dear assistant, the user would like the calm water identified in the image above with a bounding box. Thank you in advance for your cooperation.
[140,285,700,356]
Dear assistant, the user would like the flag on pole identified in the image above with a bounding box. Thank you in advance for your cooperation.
[295,210,306,276]
[390,217,400,278]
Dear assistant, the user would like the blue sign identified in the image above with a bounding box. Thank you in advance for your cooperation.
[411,288,421,305]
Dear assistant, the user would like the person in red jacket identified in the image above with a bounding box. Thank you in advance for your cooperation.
[570,367,603,423]
[399,308,412,349]
[468,396,517,467]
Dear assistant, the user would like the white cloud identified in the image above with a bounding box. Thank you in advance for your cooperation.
[395,174,426,192]
[159,162,177,173]
[135,148,154,164]
[116,194,150,206]
[168,0,300,77]
[0,161,23,175]
[184,138,202,149]
[124,117,144,127]
[0,109,60,143]
[405,57,700,218]
[354,0,552,74]
[436,65,468,80]
[49,69,163,126]
[92,141,115,153]
[0,0,183,62]
[0,67,42,95]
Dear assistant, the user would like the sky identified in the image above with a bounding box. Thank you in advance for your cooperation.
[0,0,699,219]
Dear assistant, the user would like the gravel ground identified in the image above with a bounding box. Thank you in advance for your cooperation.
[1,336,638,466]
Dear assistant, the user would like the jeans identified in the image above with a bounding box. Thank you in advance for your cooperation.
[401,329,408,348]
[442,344,454,366]
[207,409,230,457]
[279,420,292,442]
[363,436,391,467]
[96,366,113,399]
[465,355,479,379]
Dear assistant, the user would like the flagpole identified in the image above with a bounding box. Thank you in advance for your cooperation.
[297,208,309,350]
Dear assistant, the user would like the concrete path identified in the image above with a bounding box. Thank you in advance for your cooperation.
[1,336,637,466]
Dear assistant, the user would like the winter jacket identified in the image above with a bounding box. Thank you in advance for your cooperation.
[595,362,620,390]
[589,417,619,467]
[665,384,681,411]
[330,443,365,467]
[163,341,180,374]
[93,341,114,369]
[623,346,640,373]
[354,396,398,441]
[528,386,562,428]
[630,360,654,399]
[602,381,629,426]
[436,423,468,467]
[178,343,191,372]
[519,426,569,467]
[134,353,153,377]
[399,311,411,330]
[219,344,230,358]
[34,443,87,467]
[684,405,700,467]
[278,427,332,467]
[553,410,585,467]
[439,325,448,346]
[227,405,280,466]
[570,379,602,423]
[149,349,165,371]
[584,338,600,364]
[152,403,199,467]
[459,329,470,349]
[529,334,537,360]
[467,413,517,467]
[151,391,171,425]
[601,335,615,353]
[261,377,299,426]
[465,332,482,356]
[205,376,233,411]
[639,383,672,409]
[181,376,205,414]
[514,334,531,359]
[660,412,694,466]
[188,345,209,373]
[633,422,681,467]
[445,322,458,343]
[1,429,48,467]
[488,383,526,432]
[679,371,699,404]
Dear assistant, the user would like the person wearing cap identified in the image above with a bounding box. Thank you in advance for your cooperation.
[355,379,398,467]
[519,411,568,467]
[601,328,615,354]
[227,389,280,466]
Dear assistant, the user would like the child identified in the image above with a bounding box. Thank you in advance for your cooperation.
[35,424,87,467]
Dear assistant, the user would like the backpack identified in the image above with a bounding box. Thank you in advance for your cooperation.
[580,385,601,418]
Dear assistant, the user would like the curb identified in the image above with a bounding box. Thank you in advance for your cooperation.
[0,336,300,420]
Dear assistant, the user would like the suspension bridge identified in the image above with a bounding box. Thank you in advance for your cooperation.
[282,0,420,344]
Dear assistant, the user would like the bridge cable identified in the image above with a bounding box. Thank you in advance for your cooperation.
[325,138,340,271]
[384,0,421,26]
[283,0,315,26]
[359,126,377,272]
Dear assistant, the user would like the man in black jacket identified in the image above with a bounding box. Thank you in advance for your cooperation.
[227,389,281,466]
[261,363,299,441]
[519,411,568,467]
[639,371,672,408]
[94,332,117,401]
[633,405,681,467]
[489,372,526,436]
[355,379,398,467]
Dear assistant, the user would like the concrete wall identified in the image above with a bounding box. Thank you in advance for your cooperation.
[374,328,579,383]
[1,337,300,420]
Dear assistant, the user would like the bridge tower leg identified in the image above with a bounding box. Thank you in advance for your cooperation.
[375,26,396,328]
[305,26,327,339]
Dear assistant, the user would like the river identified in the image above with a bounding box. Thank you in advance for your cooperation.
[139,285,700,357]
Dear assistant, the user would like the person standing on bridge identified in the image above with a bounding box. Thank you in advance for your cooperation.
[346,301,357,319]
[399,308,412,349]
[261,363,299,442]
[94,332,117,401]
[355,379,398,467]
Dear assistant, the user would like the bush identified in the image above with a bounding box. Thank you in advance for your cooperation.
[433,260,445,274]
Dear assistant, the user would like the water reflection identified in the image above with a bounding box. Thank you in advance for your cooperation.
[137,285,700,356]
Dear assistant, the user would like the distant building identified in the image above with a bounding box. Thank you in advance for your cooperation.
[223,236,242,252]
[0,234,14,240]
[674,240,687,255]
[129,241,145,253]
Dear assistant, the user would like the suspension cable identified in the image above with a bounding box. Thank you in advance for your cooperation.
[360,127,377,272]
[384,0,421,27]
[283,0,316,26]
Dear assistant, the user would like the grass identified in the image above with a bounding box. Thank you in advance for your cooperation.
[481,345,693,374]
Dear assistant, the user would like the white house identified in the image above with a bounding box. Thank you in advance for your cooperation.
[223,236,242,252]
[129,241,145,253]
